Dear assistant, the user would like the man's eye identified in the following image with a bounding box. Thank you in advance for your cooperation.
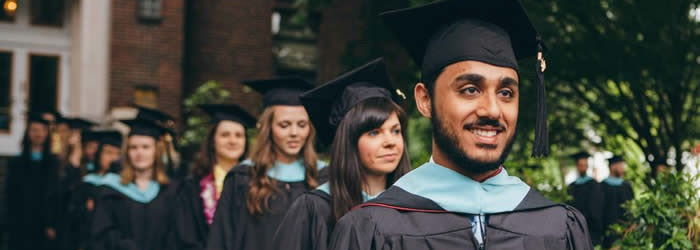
[498,89,514,98]
[461,87,480,95]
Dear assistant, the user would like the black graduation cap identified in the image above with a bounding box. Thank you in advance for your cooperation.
[120,118,167,139]
[133,105,176,136]
[570,151,591,160]
[380,0,549,157]
[300,58,405,145]
[32,107,65,124]
[95,130,123,148]
[608,155,625,165]
[81,130,99,143]
[65,117,97,130]
[199,104,257,128]
[27,112,51,125]
[242,77,316,108]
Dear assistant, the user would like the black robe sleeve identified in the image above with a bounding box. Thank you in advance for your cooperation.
[206,173,240,250]
[90,188,146,250]
[564,205,594,250]
[174,179,208,250]
[328,211,381,250]
[272,192,333,250]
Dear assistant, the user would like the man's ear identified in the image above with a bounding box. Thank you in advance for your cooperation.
[414,83,432,118]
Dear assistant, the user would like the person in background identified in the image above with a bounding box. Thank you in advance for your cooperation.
[134,105,184,178]
[58,131,123,250]
[567,151,603,246]
[90,119,178,250]
[175,104,256,250]
[273,58,412,250]
[5,113,61,250]
[601,155,634,248]
[207,77,327,250]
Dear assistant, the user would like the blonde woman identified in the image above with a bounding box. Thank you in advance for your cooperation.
[207,78,327,250]
[90,119,178,250]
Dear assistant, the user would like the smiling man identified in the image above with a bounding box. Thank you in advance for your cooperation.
[328,0,593,249]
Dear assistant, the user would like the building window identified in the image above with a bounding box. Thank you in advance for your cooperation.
[28,55,60,116]
[134,86,158,108]
[30,0,65,27]
[272,7,319,77]
[0,52,12,131]
[1,0,18,22]
[138,0,162,22]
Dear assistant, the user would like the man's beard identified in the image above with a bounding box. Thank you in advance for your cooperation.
[431,110,516,174]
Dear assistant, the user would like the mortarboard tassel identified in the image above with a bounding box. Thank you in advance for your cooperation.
[532,39,549,157]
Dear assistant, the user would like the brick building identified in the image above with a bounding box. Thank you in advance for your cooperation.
[0,0,371,157]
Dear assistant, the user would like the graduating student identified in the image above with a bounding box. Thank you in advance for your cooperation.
[329,1,593,249]
[61,118,98,184]
[5,113,61,250]
[207,77,327,250]
[174,104,256,250]
[58,131,123,250]
[134,105,184,178]
[272,58,412,250]
[567,151,603,246]
[600,155,634,248]
[90,119,178,250]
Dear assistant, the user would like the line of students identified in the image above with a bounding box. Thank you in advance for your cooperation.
[5,0,598,249]
[567,152,634,248]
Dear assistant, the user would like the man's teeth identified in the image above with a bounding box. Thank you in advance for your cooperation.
[472,129,497,137]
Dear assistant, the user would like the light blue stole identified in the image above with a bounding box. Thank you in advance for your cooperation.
[100,172,160,203]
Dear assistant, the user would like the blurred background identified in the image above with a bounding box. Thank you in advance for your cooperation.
[0,0,698,248]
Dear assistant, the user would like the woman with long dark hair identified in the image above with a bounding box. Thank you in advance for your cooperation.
[90,119,178,250]
[207,78,326,250]
[5,113,61,250]
[58,130,123,250]
[272,58,411,250]
[174,104,256,250]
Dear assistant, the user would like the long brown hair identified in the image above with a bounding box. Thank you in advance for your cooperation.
[120,136,169,185]
[330,98,411,221]
[192,122,249,178]
[246,107,321,216]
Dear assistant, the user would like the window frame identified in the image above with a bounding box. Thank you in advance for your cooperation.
[137,0,163,23]
[0,50,13,134]
[26,52,62,116]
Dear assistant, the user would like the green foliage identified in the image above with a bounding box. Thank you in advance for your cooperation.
[179,81,231,149]
[406,111,431,167]
[611,172,700,249]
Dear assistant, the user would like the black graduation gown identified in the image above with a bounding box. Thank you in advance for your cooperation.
[174,177,210,250]
[57,180,103,250]
[272,189,333,250]
[5,154,61,250]
[90,182,179,250]
[329,186,593,250]
[600,180,633,248]
[206,164,328,250]
[567,179,603,245]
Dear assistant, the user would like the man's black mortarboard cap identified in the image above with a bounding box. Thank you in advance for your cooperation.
[27,112,51,125]
[95,130,123,148]
[300,58,406,145]
[608,155,625,165]
[571,151,591,160]
[133,105,176,136]
[120,119,167,139]
[66,118,97,130]
[242,77,315,108]
[199,104,257,128]
[380,0,549,157]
